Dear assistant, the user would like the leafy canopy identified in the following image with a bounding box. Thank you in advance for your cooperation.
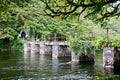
[41,0,120,20]
[0,0,29,40]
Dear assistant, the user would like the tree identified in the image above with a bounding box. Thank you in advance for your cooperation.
[0,0,28,21]
[0,0,29,39]
[41,0,120,20]
[0,0,29,50]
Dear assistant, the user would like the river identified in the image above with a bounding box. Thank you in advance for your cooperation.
[0,50,104,80]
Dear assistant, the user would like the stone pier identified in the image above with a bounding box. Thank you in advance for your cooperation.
[52,45,59,59]
[39,42,46,55]
[24,43,28,52]
[103,47,120,75]
[31,42,36,53]
[103,47,114,68]
[71,50,79,62]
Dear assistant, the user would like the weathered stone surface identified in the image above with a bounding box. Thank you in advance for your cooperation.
[39,43,46,55]
[52,45,59,59]
[71,50,79,62]
[24,42,94,61]
[103,47,114,68]
[30,42,36,54]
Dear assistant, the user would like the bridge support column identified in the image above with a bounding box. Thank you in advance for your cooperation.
[31,42,36,53]
[103,47,114,68]
[39,43,46,55]
[71,50,79,62]
[24,43,29,59]
[52,45,59,59]
[24,43,27,52]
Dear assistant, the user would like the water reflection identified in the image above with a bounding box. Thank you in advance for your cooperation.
[0,51,106,80]
[39,54,45,65]
[104,68,113,76]
[52,59,59,73]
[71,61,79,72]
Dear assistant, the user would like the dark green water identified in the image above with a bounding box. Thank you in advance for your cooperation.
[0,51,104,80]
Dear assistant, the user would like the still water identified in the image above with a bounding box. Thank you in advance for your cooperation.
[0,51,104,80]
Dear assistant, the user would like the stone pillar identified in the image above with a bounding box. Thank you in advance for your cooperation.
[30,49,36,65]
[35,44,39,52]
[24,43,28,52]
[52,45,59,59]
[39,42,46,55]
[24,45,30,59]
[103,47,114,68]
[23,43,30,62]
[71,50,79,62]
[30,42,36,53]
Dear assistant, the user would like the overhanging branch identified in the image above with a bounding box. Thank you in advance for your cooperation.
[41,0,120,19]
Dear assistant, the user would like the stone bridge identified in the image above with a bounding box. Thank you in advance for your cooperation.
[24,41,95,62]
[24,41,78,61]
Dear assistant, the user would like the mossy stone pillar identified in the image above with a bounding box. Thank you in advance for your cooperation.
[71,50,79,62]
[31,42,36,53]
[39,42,46,55]
[24,43,27,52]
[52,44,59,59]
[103,47,114,68]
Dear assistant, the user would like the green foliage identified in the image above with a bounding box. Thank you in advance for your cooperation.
[0,38,24,52]
[94,75,120,80]
[94,37,105,47]
[28,15,70,41]
[0,0,29,41]
[0,0,120,55]
[70,39,94,56]
[94,37,120,48]
[10,39,24,52]
[0,0,27,21]
[65,19,101,56]
[41,0,119,20]
[68,22,95,56]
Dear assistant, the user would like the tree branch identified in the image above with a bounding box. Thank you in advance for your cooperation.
[41,0,119,19]
[77,7,87,21]
[45,1,79,15]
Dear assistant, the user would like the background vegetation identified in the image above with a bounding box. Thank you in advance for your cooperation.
[0,0,120,53]
[0,0,120,79]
